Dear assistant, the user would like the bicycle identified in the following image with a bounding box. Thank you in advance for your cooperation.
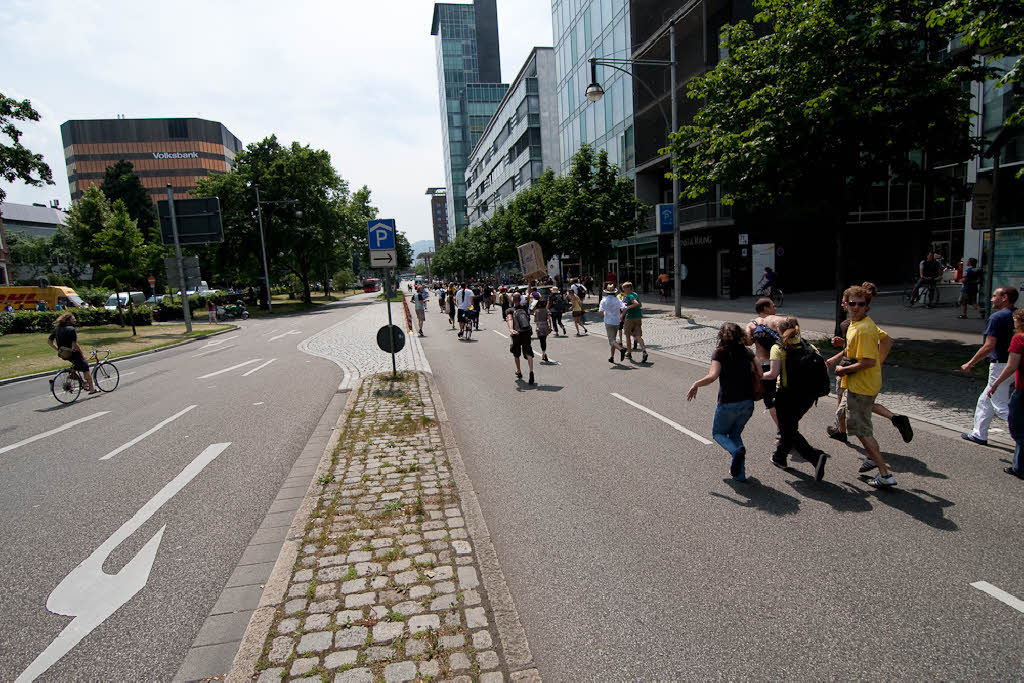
[754,283,784,307]
[902,280,939,308]
[50,349,120,404]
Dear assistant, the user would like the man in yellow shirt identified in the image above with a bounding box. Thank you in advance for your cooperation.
[834,285,895,487]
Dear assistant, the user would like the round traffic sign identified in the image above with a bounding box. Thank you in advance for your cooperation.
[147,274,156,287]
[376,325,406,354]
[679,264,689,281]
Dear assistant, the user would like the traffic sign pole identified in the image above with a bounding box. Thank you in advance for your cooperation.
[167,185,192,334]
[385,268,397,379]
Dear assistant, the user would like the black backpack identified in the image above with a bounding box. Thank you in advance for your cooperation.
[512,306,532,336]
[784,340,830,399]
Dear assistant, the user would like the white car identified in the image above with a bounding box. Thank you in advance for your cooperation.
[104,292,146,310]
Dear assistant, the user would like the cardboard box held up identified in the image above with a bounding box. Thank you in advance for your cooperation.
[517,241,546,279]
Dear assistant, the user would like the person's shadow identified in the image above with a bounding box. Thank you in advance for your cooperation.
[515,379,563,392]
[853,478,959,531]
[710,478,801,516]
[786,469,874,512]
[842,442,949,480]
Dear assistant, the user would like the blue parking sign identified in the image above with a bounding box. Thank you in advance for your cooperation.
[367,219,396,250]
[656,204,674,233]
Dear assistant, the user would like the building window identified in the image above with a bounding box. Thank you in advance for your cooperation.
[168,119,188,138]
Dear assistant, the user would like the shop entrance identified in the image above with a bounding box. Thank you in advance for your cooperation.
[717,249,731,298]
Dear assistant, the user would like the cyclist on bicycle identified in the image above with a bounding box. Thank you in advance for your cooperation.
[47,312,97,393]
[758,267,779,298]
[911,251,942,306]
[656,271,670,299]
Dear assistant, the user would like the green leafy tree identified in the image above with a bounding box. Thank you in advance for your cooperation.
[100,160,158,241]
[6,231,51,280]
[667,0,988,325]
[396,232,414,271]
[0,93,52,204]
[50,225,92,281]
[92,200,154,327]
[64,185,112,267]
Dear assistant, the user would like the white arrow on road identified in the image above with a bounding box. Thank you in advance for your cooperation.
[267,329,301,342]
[197,359,262,379]
[16,442,230,682]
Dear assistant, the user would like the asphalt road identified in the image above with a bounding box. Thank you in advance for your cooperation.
[419,301,1024,679]
[0,296,375,680]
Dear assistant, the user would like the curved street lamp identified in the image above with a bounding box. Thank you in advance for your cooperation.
[585,21,681,317]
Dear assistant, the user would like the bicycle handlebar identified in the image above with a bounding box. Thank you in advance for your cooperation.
[89,349,111,361]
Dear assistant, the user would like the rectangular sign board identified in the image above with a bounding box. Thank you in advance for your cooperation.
[370,249,398,268]
[656,203,675,234]
[367,219,396,250]
[164,256,200,290]
[517,241,546,279]
[158,197,224,246]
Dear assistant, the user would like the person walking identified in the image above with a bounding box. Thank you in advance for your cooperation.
[687,322,760,482]
[746,297,783,432]
[958,258,983,319]
[620,282,648,363]
[547,287,568,336]
[961,286,1019,445]
[569,287,587,335]
[982,308,1024,479]
[599,284,627,363]
[834,285,895,487]
[447,283,457,329]
[532,293,553,362]
[455,282,473,337]
[762,317,830,481]
[413,285,428,336]
[506,292,535,384]
[207,299,217,323]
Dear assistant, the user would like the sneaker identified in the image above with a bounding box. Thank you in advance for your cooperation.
[730,447,746,478]
[892,415,913,443]
[515,371,523,379]
[641,351,649,363]
[1005,466,1024,480]
[528,371,535,385]
[608,356,614,363]
[826,425,848,443]
[458,330,463,338]
[868,473,896,488]
[619,348,626,361]
[858,457,877,473]
[625,352,633,361]
[961,432,988,446]
[814,451,829,482]
[542,354,549,362]
[771,454,787,469]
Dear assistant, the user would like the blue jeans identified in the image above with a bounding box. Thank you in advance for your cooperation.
[713,400,755,477]
[1008,389,1024,473]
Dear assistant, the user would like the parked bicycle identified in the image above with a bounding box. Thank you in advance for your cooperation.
[50,349,120,404]
[902,280,940,308]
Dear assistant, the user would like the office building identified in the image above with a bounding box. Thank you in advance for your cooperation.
[465,48,560,229]
[426,187,450,246]
[60,117,243,205]
[431,0,509,237]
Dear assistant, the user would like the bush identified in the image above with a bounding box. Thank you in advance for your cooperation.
[0,311,13,336]
[1,307,153,334]
[74,285,111,308]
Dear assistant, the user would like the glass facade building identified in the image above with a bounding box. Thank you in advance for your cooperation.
[465,48,560,228]
[431,1,507,237]
[552,0,634,176]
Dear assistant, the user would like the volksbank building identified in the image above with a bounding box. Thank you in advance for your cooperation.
[60,117,243,205]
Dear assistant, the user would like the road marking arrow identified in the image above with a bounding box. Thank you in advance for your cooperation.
[0,412,110,456]
[17,442,230,682]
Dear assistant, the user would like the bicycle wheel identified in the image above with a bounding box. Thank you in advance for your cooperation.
[772,289,784,307]
[51,368,82,404]
[902,288,915,307]
[94,361,120,392]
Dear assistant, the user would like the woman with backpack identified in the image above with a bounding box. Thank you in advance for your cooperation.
[547,287,568,336]
[687,322,759,482]
[761,317,829,481]
[532,293,553,362]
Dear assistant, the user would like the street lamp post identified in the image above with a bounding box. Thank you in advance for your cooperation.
[586,21,680,316]
[252,184,302,312]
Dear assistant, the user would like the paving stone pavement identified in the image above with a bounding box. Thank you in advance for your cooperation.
[633,312,999,442]
[251,372,514,682]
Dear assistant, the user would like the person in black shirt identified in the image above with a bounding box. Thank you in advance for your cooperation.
[47,312,97,393]
[687,322,759,482]
[911,251,943,306]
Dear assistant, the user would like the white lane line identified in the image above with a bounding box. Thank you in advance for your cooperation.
[0,412,111,456]
[263,328,280,337]
[17,443,230,683]
[268,329,301,342]
[242,358,277,377]
[192,343,237,358]
[610,392,712,445]
[197,334,238,348]
[253,402,264,405]
[99,405,197,461]
[493,330,508,339]
[197,359,262,379]
[971,581,1024,613]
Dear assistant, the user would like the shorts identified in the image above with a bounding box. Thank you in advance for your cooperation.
[760,362,777,409]
[70,350,90,373]
[509,334,534,358]
[838,391,875,437]
[605,324,620,345]
[457,309,468,322]
[959,290,978,305]
[415,308,425,321]
[623,318,642,337]
[572,310,583,320]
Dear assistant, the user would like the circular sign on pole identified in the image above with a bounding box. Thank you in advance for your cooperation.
[679,264,689,281]
[147,274,156,287]
[376,325,406,354]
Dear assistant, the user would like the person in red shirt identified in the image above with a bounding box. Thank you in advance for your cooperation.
[986,308,1024,478]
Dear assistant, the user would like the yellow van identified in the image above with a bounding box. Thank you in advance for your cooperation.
[0,285,85,311]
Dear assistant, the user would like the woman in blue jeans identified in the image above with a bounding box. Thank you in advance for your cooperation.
[985,308,1024,479]
[688,322,760,482]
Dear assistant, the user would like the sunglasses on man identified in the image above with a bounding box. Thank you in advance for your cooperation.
[848,301,868,307]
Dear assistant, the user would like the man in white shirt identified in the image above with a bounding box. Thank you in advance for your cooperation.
[599,284,627,363]
[455,283,474,338]
[571,280,588,301]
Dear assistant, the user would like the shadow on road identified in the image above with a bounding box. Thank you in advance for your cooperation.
[711,478,801,516]
[786,469,874,512]
[853,478,959,531]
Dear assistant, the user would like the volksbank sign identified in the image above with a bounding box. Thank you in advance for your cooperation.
[152,152,199,159]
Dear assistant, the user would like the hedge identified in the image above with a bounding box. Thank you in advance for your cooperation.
[0,307,155,335]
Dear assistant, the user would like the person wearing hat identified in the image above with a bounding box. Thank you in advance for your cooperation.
[599,283,628,363]
[547,287,568,336]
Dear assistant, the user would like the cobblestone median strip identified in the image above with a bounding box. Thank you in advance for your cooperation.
[242,371,525,682]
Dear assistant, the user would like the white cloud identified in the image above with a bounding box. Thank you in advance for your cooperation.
[0,0,553,244]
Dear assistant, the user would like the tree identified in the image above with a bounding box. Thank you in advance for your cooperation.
[396,233,414,271]
[0,93,53,204]
[100,160,158,241]
[92,200,155,328]
[65,185,112,268]
[667,0,988,327]
[5,231,51,280]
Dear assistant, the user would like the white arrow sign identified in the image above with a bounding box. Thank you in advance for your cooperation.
[17,442,231,682]
[370,249,397,267]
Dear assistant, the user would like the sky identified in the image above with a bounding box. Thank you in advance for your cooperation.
[0,0,554,245]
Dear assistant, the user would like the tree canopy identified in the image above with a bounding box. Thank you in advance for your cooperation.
[0,93,52,204]
[99,160,157,241]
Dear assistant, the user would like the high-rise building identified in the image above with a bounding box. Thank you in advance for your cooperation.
[465,48,561,229]
[431,1,509,237]
[425,187,450,246]
[60,117,243,205]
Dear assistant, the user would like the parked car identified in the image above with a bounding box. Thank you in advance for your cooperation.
[104,292,146,311]
[145,294,166,304]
